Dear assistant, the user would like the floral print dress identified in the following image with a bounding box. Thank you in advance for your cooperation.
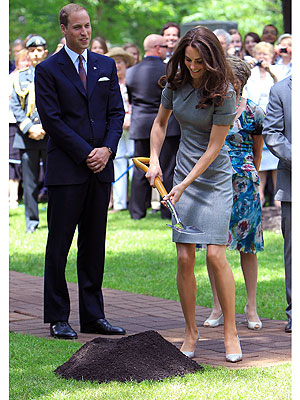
[225,99,264,254]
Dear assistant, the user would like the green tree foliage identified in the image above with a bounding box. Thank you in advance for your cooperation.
[9,0,283,55]
[182,0,283,38]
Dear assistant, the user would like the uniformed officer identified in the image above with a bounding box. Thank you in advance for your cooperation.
[10,35,49,233]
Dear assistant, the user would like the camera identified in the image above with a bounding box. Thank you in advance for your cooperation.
[234,47,241,56]
[255,60,263,67]
[279,47,288,53]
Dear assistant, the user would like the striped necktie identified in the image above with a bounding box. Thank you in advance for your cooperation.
[78,54,87,92]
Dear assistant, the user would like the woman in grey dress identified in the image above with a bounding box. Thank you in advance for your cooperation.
[146,26,242,362]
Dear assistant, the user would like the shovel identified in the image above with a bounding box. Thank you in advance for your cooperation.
[132,157,203,235]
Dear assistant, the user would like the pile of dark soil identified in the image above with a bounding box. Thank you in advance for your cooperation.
[55,330,203,383]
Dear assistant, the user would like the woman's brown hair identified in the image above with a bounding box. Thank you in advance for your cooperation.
[165,26,234,109]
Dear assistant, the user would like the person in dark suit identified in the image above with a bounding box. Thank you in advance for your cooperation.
[161,22,180,63]
[262,76,292,333]
[35,3,126,339]
[10,35,49,233]
[126,34,181,219]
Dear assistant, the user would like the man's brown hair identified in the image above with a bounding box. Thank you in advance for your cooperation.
[59,3,88,27]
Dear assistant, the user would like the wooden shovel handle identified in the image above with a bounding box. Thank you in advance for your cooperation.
[132,157,168,198]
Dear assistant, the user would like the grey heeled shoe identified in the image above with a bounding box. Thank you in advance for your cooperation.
[181,332,200,358]
[225,336,243,363]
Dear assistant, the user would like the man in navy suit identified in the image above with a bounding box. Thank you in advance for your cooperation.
[35,3,126,339]
[126,34,181,220]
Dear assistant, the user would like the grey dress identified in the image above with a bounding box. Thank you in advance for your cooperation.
[161,83,236,244]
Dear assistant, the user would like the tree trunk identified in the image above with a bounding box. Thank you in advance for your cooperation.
[282,0,291,33]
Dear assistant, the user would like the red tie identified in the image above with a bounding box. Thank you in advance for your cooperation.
[78,54,87,92]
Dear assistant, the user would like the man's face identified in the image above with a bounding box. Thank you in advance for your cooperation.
[61,10,92,54]
[217,35,227,53]
[158,37,168,60]
[261,26,278,44]
[163,27,179,52]
[27,46,48,67]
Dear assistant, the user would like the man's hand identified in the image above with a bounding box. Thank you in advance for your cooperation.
[28,124,46,140]
[86,147,111,173]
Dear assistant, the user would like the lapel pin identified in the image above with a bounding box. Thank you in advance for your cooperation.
[93,67,97,70]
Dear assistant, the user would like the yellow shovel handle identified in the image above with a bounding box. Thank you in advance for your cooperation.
[132,157,168,198]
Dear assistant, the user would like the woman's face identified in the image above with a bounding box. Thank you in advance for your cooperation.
[184,45,205,85]
[114,57,127,80]
[90,39,105,54]
[244,36,257,56]
[254,48,273,65]
[125,46,139,64]
[278,38,292,59]
[16,56,31,70]
[230,33,242,49]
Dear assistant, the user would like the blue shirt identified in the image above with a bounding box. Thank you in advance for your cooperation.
[64,44,87,74]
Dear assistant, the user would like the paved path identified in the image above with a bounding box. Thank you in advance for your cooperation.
[9,271,291,370]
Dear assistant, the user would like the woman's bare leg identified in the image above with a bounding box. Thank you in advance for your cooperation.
[258,171,267,207]
[205,257,222,320]
[176,242,199,352]
[206,244,241,355]
[241,252,261,325]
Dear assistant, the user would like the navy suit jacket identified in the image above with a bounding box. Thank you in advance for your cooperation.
[35,48,125,186]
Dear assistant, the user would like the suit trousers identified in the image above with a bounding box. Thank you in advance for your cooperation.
[129,136,180,219]
[21,149,47,230]
[281,201,292,320]
[44,173,110,326]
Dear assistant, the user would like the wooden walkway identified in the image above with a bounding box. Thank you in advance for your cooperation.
[9,270,291,370]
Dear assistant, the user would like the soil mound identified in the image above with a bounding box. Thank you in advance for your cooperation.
[54,330,203,383]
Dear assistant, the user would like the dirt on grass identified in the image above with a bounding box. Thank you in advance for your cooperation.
[55,330,203,384]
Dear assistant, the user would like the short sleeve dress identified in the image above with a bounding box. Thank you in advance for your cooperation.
[225,99,264,253]
[161,83,236,244]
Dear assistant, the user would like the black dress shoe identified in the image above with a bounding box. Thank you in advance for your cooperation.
[50,321,78,339]
[81,318,126,335]
[285,319,292,333]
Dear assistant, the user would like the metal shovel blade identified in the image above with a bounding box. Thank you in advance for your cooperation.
[166,223,204,235]
[132,157,203,235]
[164,199,203,235]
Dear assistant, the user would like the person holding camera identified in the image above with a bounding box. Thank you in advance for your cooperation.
[227,29,244,59]
[243,41,279,208]
[272,34,292,82]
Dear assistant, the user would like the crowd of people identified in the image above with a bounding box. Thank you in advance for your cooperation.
[9,3,291,362]
[9,23,292,216]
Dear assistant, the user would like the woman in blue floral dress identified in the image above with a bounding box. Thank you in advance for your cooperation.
[204,56,264,330]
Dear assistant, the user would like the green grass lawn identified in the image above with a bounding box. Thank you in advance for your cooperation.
[9,203,286,320]
[9,203,291,400]
[10,332,291,400]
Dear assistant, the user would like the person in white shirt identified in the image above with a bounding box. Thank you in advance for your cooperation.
[243,41,280,208]
[272,34,292,82]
